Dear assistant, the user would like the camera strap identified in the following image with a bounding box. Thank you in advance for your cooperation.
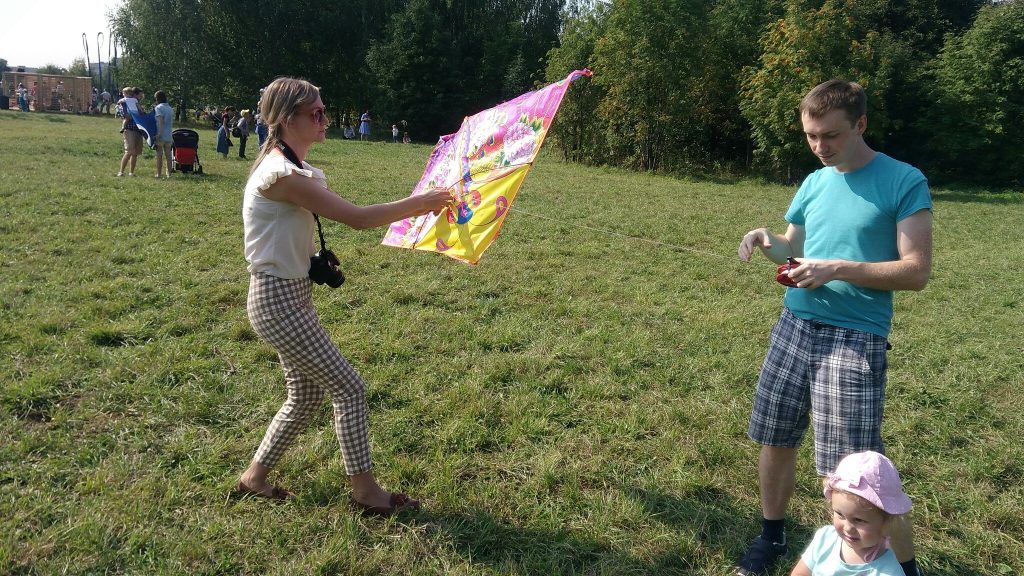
[313,214,328,253]
[277,141,329,253]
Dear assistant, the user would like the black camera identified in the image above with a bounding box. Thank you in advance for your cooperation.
[309,249,345,288]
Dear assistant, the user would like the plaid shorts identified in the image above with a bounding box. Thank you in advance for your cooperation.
[748,308,889,474]
[247,272,372,475]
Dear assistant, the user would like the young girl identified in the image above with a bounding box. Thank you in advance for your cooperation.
[791,451,912,576]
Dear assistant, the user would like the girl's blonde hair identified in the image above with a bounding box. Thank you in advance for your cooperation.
[249,77,321,174]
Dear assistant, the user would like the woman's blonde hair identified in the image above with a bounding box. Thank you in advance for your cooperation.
[249,77,320,174]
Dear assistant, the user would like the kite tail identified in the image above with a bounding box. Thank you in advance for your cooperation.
[130,109,159,149]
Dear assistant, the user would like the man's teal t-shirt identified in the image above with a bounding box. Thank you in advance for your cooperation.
[784,153,931,338]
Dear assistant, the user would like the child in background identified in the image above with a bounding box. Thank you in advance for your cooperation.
[118,87,139,133]
[790,451,912,576]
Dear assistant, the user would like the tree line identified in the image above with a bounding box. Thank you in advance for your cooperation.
[110,0,1023,185]
[547,0,1023,185]
[110,0,562,141]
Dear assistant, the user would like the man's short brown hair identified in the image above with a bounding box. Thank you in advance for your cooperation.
[799,79,866,125]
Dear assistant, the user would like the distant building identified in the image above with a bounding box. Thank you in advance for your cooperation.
[88,62,110,76]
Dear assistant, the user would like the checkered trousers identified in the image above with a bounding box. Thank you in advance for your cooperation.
[247,272,372,475]
[748,308,889,474]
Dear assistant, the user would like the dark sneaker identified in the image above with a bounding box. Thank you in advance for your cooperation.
[735,536,788,575]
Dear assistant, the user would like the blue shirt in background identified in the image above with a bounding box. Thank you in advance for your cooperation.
[154,102,174,142]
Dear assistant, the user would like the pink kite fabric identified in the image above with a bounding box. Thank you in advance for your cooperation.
[381,69,592,265]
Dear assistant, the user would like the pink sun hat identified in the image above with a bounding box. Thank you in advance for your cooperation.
[824,451,912,515]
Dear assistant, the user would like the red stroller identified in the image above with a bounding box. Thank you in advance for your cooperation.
[171,128,204,174]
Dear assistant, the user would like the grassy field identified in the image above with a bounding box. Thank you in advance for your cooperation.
[1,110,1022,575]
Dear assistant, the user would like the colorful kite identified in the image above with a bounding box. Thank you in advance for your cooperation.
[382,69,592,265]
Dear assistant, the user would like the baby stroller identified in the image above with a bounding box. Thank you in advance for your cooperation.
[171,128,204,174]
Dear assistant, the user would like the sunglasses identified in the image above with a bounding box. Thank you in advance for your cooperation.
[311,108,329,125]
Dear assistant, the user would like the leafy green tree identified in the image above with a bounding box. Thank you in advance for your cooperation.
[739,0,884,181]
[548,0,784,172]
[368,0,565,140]
[112,0,407,124]
[928,0,1024,184]
[67,58,90,77]
[589,0,719,171]
[367,0,465,139]
[67,57,104,90]
[837,0,987,166]
[544,2,609,164]
[112,0,212,115]
[38,64,66,75]
[695,0,785,167]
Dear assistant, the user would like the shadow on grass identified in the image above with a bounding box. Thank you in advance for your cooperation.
[413,508,677,574]
[393,485,811,574]
[624,484,816,573]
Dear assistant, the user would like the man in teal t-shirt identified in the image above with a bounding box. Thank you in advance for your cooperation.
[734,79,932,576]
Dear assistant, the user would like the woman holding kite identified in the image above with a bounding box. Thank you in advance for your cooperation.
[235,77,450,514]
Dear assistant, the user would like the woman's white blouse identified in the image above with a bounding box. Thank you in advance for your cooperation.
[242,153,325,278]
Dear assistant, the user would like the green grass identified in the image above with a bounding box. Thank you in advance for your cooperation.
[1,110,1022,575]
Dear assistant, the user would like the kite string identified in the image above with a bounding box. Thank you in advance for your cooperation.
[511,206,766,266]
[512,206,888,329]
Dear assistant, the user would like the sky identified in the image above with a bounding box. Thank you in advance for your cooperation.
[2,0,124,68]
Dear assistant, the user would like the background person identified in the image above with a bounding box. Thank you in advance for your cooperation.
[735,79,932,576]
[132,87,147,114]
[217,107,234,158]
[359,110,371,141]
[153,90,174,178]
[237,109,252,159]
[116,87,142,176]
[17,82,28,112]
[256,113,268,148]
[235,77,451,514]
[256,88,269,148]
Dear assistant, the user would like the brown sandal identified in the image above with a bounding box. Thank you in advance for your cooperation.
[350,492,420,516]
[233,479,294,501]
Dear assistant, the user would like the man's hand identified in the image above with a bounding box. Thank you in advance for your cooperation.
[786,258,839,289]
[738,228,773,262]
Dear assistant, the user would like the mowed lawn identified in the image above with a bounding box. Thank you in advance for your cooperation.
[1,110,1022,575]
